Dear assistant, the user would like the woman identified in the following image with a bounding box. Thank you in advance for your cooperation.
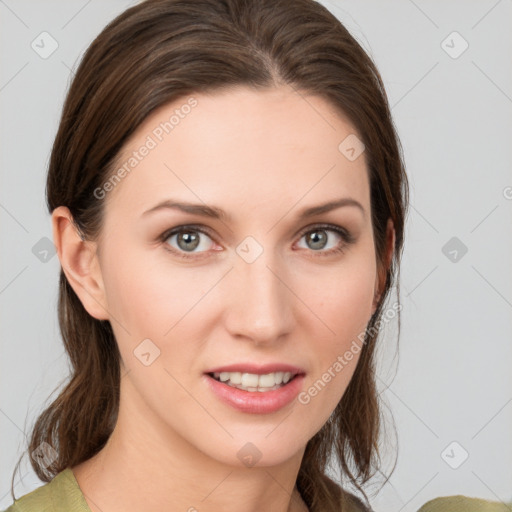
[4,0,508,511]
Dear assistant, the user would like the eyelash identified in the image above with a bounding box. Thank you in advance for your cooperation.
[158,223,355,260]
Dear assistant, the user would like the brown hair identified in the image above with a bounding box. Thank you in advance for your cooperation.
[11,0,409,510]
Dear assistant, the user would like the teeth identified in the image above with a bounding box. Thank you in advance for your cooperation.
[258,373,276,387]
[229,372,242,384]
[210,371,295,391]
[241,373,259,387]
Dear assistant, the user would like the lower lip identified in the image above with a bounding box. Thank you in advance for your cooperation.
[204,373,305,414]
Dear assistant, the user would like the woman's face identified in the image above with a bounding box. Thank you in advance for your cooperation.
[85,85,383,467]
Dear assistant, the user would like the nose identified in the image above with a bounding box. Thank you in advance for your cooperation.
[224,249,294,346]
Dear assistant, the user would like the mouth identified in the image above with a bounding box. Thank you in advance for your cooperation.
[203,364,306,414]
[206,370,301,392]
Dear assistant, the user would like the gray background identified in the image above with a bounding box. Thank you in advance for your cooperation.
[1,0,511,510]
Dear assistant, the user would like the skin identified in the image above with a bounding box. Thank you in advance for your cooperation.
[52,84,395,512]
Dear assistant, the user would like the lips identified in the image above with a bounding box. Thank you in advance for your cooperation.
[202,362,307,413]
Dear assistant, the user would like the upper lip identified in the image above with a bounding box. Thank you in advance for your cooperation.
[204,363,306,376]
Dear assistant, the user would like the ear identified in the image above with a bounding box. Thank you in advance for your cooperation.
[372,218,395,316]
[51,206,109,320]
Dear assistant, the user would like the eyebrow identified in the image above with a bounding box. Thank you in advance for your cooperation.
[142,197,365,221]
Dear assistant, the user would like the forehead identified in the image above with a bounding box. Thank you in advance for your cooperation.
[103,85,369,220]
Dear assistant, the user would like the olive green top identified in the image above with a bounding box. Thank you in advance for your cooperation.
[2,469,90,512]
[2,468,511,511]
[417,495,512,512]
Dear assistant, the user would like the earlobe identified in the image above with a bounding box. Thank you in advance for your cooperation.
[51,206,109,321]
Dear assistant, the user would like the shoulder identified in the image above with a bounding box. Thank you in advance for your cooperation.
[1,477,53,512]
[1,469,91,512]
[417,495,512,512]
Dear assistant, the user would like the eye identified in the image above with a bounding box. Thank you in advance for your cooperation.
[160,225,217,259]
[295,224,355,257]
[159,223,355,260]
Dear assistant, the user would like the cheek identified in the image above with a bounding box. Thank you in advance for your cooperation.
[326,276,374,342]
[100,242,221,385]
[101,240,208,335]
[297,252,375,408]
[311,252,376,342]
[100,249,206,401]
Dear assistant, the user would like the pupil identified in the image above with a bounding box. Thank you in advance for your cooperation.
[178,231,200,251]
[308,230,327,250]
